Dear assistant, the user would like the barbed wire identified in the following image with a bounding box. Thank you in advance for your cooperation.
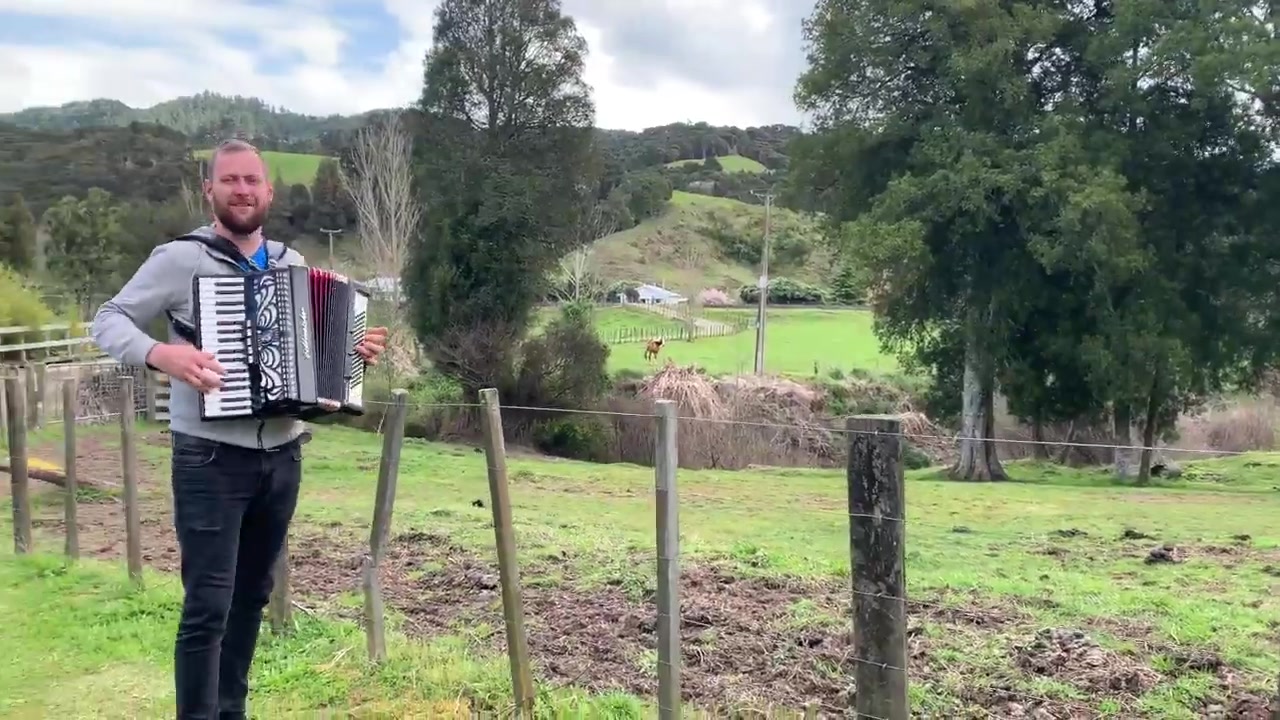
[352,397,1253,457]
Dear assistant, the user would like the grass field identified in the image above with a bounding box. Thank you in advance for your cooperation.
[2,421,1277,717]
[608,307,895,377]
[666,154,768,174]
[194,149,329,186]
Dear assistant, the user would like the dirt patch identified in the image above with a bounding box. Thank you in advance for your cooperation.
[19,438,1276,716]
[1016,628,1161,694]
[283,529,1041,714]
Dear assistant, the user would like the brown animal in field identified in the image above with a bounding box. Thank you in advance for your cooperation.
[644,337,664,362]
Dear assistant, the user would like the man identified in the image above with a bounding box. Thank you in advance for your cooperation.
[91,138,388,719]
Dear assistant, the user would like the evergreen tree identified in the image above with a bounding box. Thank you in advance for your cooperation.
[0,193,37,271]
[407,0,598,391]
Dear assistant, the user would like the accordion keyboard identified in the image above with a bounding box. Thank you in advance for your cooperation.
[195,276,253,417]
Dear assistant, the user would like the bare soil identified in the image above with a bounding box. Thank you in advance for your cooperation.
[20,436,1277,719]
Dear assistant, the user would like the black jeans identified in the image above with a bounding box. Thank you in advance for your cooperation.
[169,430,302,720]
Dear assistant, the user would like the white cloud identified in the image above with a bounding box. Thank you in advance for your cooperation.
[0,0,804,130]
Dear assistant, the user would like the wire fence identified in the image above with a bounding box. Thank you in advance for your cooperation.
[3,372,1279,718]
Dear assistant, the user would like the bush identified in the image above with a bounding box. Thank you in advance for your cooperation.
[532,417,615,462]
[738,277,828,305]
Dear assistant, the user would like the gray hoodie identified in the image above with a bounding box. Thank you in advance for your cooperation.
[91,225,306,449]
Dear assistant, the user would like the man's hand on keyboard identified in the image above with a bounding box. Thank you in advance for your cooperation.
[147,343,225,393]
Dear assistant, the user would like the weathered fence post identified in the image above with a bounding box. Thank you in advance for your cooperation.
[268,535,292,634]
[362,388,408,661]
[62,379,79,560]
[0,372,8,443]
[654,399,682,720]
[145,372,158,423]
[34,362,47,429]
[5,377,31,554]
[847,415,909,720]
[24,364,37,430]
[119,375,143,585]
[479,388,535,716]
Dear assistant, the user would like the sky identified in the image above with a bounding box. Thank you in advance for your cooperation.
[0,0,818,131]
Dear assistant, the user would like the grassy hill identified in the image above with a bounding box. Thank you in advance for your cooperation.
[590,191,834,296]
[193,148,329,186]
[665,153,768,173]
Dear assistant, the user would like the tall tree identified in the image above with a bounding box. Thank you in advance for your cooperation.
[42,188,127,310]
[407,0,598,391]
[794,0,1279,484]
[310,158,356,233]
[0,193,37,271]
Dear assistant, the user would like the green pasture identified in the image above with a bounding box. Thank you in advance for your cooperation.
[194,149,329,186]
[1,421,1276,717]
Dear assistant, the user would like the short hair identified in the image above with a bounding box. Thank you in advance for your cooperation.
[205,138,267,180]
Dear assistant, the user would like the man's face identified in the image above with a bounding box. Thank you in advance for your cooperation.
[204,149,273,236]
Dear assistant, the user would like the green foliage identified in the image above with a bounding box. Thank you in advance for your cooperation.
[408,0,599,390]
[700,209,817,271]
[513,303,611,411]
[794,0,1280,481]
[532,416,614,463]
[0,92,368,155]
[0,263,57,329]
[702,155,723,172]
[739,277,827,306]
[309,159,356,233]
[0,122,200,218]
[829,260,861,306]
[0,193,37,271]
[609,171,672,226]
[42,188,128,307]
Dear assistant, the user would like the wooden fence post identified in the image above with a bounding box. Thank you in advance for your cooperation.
[478,388,535,716]
[0,372,8,444]
[119,375,143,585]
[24,364,37,430]
[268,535,291,634]
[5,377,31,554]
[654,399,682,720]
[362,388,408,661]
[62,379,79,560]
[847,415,908,720]
[34,363,47,429]
[145,372,158,423]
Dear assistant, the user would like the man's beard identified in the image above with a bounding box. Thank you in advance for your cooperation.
[213,201,268,235]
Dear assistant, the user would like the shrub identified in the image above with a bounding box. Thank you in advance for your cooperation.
[532,416,615,462]
[738,277,828,305]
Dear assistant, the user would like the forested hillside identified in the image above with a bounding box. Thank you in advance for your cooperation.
[0,92,818,313]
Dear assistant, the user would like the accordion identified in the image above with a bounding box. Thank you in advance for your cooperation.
[191,265,370,421]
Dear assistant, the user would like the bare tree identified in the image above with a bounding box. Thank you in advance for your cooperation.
[551,203,616,303]
[339,112,422,281]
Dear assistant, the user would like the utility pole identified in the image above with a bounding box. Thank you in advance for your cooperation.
[750,189,774,375]
[318,227,343,268]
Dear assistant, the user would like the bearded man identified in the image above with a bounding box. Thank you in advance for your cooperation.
[91,139,388,719]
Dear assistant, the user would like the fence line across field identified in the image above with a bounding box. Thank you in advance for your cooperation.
[5,374,1279,719]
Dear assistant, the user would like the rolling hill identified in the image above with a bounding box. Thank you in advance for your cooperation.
[590,191,834,296]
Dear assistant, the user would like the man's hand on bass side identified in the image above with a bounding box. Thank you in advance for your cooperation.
[356,326,389,365]
[147,343,224,393]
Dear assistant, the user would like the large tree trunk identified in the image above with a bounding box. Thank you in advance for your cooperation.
[1030,417,1048,460]
[1136,372,1162,486]
[950,337,1007,481]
